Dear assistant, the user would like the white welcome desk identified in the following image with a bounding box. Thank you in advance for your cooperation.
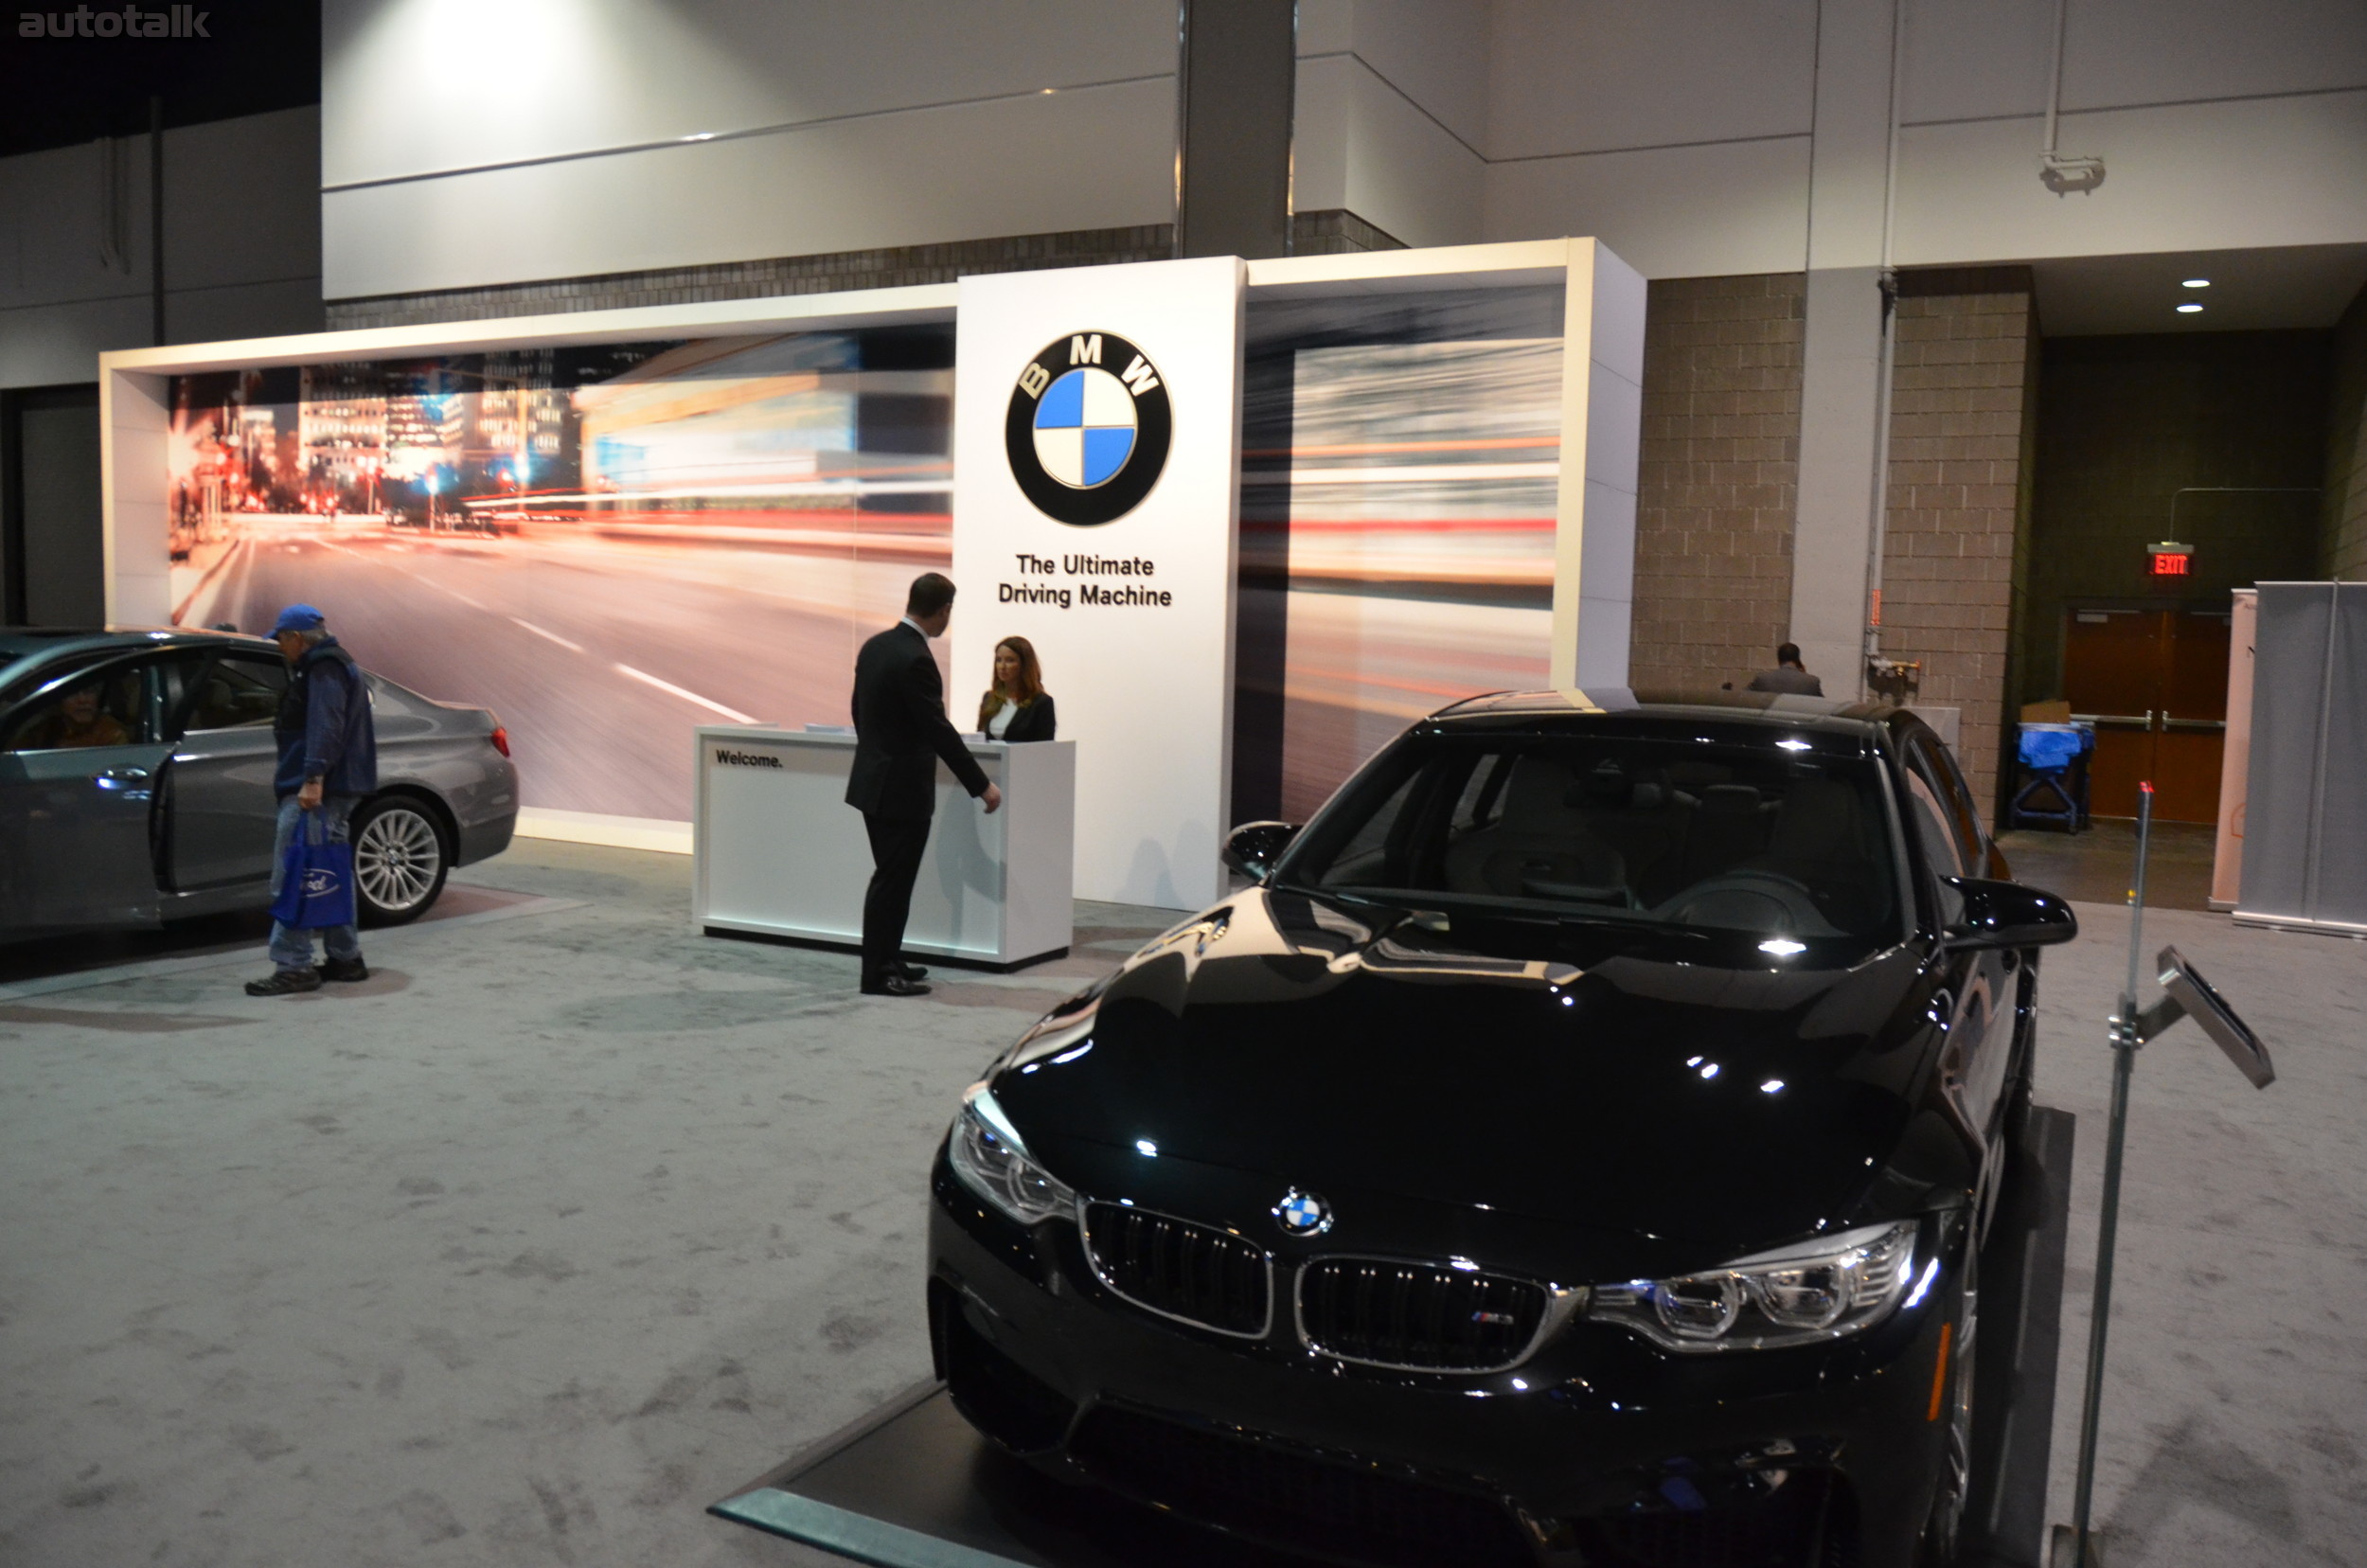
[692,726,1076,970]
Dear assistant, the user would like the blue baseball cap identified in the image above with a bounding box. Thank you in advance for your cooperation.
[272,604,327,634]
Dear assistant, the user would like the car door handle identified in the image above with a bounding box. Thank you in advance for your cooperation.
[94,766,151,784]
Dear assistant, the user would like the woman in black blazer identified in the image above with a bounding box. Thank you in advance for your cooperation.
[977,635,1058,741]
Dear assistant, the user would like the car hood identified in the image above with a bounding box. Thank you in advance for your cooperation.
[991,888,1945,1254]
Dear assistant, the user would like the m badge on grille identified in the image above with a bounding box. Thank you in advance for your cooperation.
[1272,1188,1332,1238]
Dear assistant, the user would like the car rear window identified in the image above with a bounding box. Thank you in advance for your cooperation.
[1275,731,1903,942]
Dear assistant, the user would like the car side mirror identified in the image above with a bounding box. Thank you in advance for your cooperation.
[1222,821,1299,882]
[1940,877,2078,951]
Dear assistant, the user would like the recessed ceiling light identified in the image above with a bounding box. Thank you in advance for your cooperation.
[2177,303,2204,313]
[2181,278,2211,288]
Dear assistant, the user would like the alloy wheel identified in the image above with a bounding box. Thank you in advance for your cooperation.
[354,802,444,920]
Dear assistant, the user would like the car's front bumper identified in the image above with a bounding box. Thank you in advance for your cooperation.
[927,1145,1961,1567]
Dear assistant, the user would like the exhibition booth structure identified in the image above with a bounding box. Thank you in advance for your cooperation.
[98,240,1645,911]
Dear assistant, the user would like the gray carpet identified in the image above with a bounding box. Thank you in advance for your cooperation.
[0,839,1173,1568]
[2030,902,2367,1567]
[1,839,2360,1566]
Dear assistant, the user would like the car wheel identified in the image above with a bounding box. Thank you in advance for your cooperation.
[1919,1244,1978,1564]
[351,795,449,926]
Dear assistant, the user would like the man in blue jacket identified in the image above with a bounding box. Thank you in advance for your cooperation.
[246,604,380,997]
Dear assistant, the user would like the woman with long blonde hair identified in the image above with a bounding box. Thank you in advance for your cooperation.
[977,635,1058,741]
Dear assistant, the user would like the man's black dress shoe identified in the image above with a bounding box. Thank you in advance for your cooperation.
[896,962,929,981]
[862,973,932,998]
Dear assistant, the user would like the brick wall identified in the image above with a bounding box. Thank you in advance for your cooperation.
[2325,281,2367,580]
[324,223,1175,330]
[323,211,1398,330]
[1290,209,1407,256]
[1628,274,1806,698]
[1878,272,2039,812]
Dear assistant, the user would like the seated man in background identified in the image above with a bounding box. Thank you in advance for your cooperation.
[1746,642,1824,697]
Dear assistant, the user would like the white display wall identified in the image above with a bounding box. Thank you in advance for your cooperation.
[952,258,1246,910]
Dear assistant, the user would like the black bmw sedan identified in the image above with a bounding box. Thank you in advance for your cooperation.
[926,691,2075,1568]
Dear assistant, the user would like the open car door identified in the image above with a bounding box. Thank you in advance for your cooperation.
[0,653,175,936]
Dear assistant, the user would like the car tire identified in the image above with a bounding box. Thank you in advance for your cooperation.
[351,795,450,926]
[1918,1243,1979,1565]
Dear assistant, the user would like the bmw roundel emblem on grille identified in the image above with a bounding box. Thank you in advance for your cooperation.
[1005,331,1171,527]
[1273,1188,1332,1238]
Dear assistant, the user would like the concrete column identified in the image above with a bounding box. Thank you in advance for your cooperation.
[1792,268,1886,697]
[1787,0,1899,700]
[1175,0,1296,260]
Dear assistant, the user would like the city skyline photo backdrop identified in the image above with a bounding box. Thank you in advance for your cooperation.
[169,328,955,821]
[169,294,1564,831]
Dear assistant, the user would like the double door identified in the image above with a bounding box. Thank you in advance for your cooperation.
[2063,607,2230,823]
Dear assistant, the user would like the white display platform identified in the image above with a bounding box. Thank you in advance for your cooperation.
[692,726,1075,970]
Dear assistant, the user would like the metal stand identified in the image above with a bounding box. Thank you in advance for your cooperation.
[2055,784,2277,1567]
[2058,785,2151,1568]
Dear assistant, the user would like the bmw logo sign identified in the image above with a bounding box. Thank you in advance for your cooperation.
[1273,1188,1333,1238]
[1005,331,1172,527]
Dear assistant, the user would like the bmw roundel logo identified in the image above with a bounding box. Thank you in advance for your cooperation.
[1273,1188,1333,1238]
[1005,331,1172,527]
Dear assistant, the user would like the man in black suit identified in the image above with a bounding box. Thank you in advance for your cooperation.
[847,573,1001,996]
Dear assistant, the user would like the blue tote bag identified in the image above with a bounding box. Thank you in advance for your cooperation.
[270,809,359,929]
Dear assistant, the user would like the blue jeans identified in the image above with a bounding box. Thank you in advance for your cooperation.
[269,793,363,972]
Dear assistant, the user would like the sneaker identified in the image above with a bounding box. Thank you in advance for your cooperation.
[245,968,324,997]
[317,956,370,983]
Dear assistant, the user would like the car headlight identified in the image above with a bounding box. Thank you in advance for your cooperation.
[947,1082,1076,1225]
[1589,1221,1921,1352]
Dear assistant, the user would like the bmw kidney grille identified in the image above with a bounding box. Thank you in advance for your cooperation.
[1297,1257,1558,1372]
[1081,1203,1272,1338]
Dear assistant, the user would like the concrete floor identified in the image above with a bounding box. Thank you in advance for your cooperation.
[1998,819,2220,915]
[2031,900,2367,1567]
[1,838,2360,1567]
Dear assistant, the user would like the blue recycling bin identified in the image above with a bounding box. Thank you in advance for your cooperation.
[2010,722,2091,831]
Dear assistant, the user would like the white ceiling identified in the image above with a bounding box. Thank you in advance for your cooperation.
[2030,242,2367,336]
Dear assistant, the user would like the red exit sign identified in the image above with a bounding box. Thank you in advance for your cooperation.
[2147,541,2194,577]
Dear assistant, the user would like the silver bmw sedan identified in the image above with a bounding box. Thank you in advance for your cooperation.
[0,627,518,940]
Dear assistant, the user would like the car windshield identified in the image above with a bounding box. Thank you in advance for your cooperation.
[1273,729,1904,942]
